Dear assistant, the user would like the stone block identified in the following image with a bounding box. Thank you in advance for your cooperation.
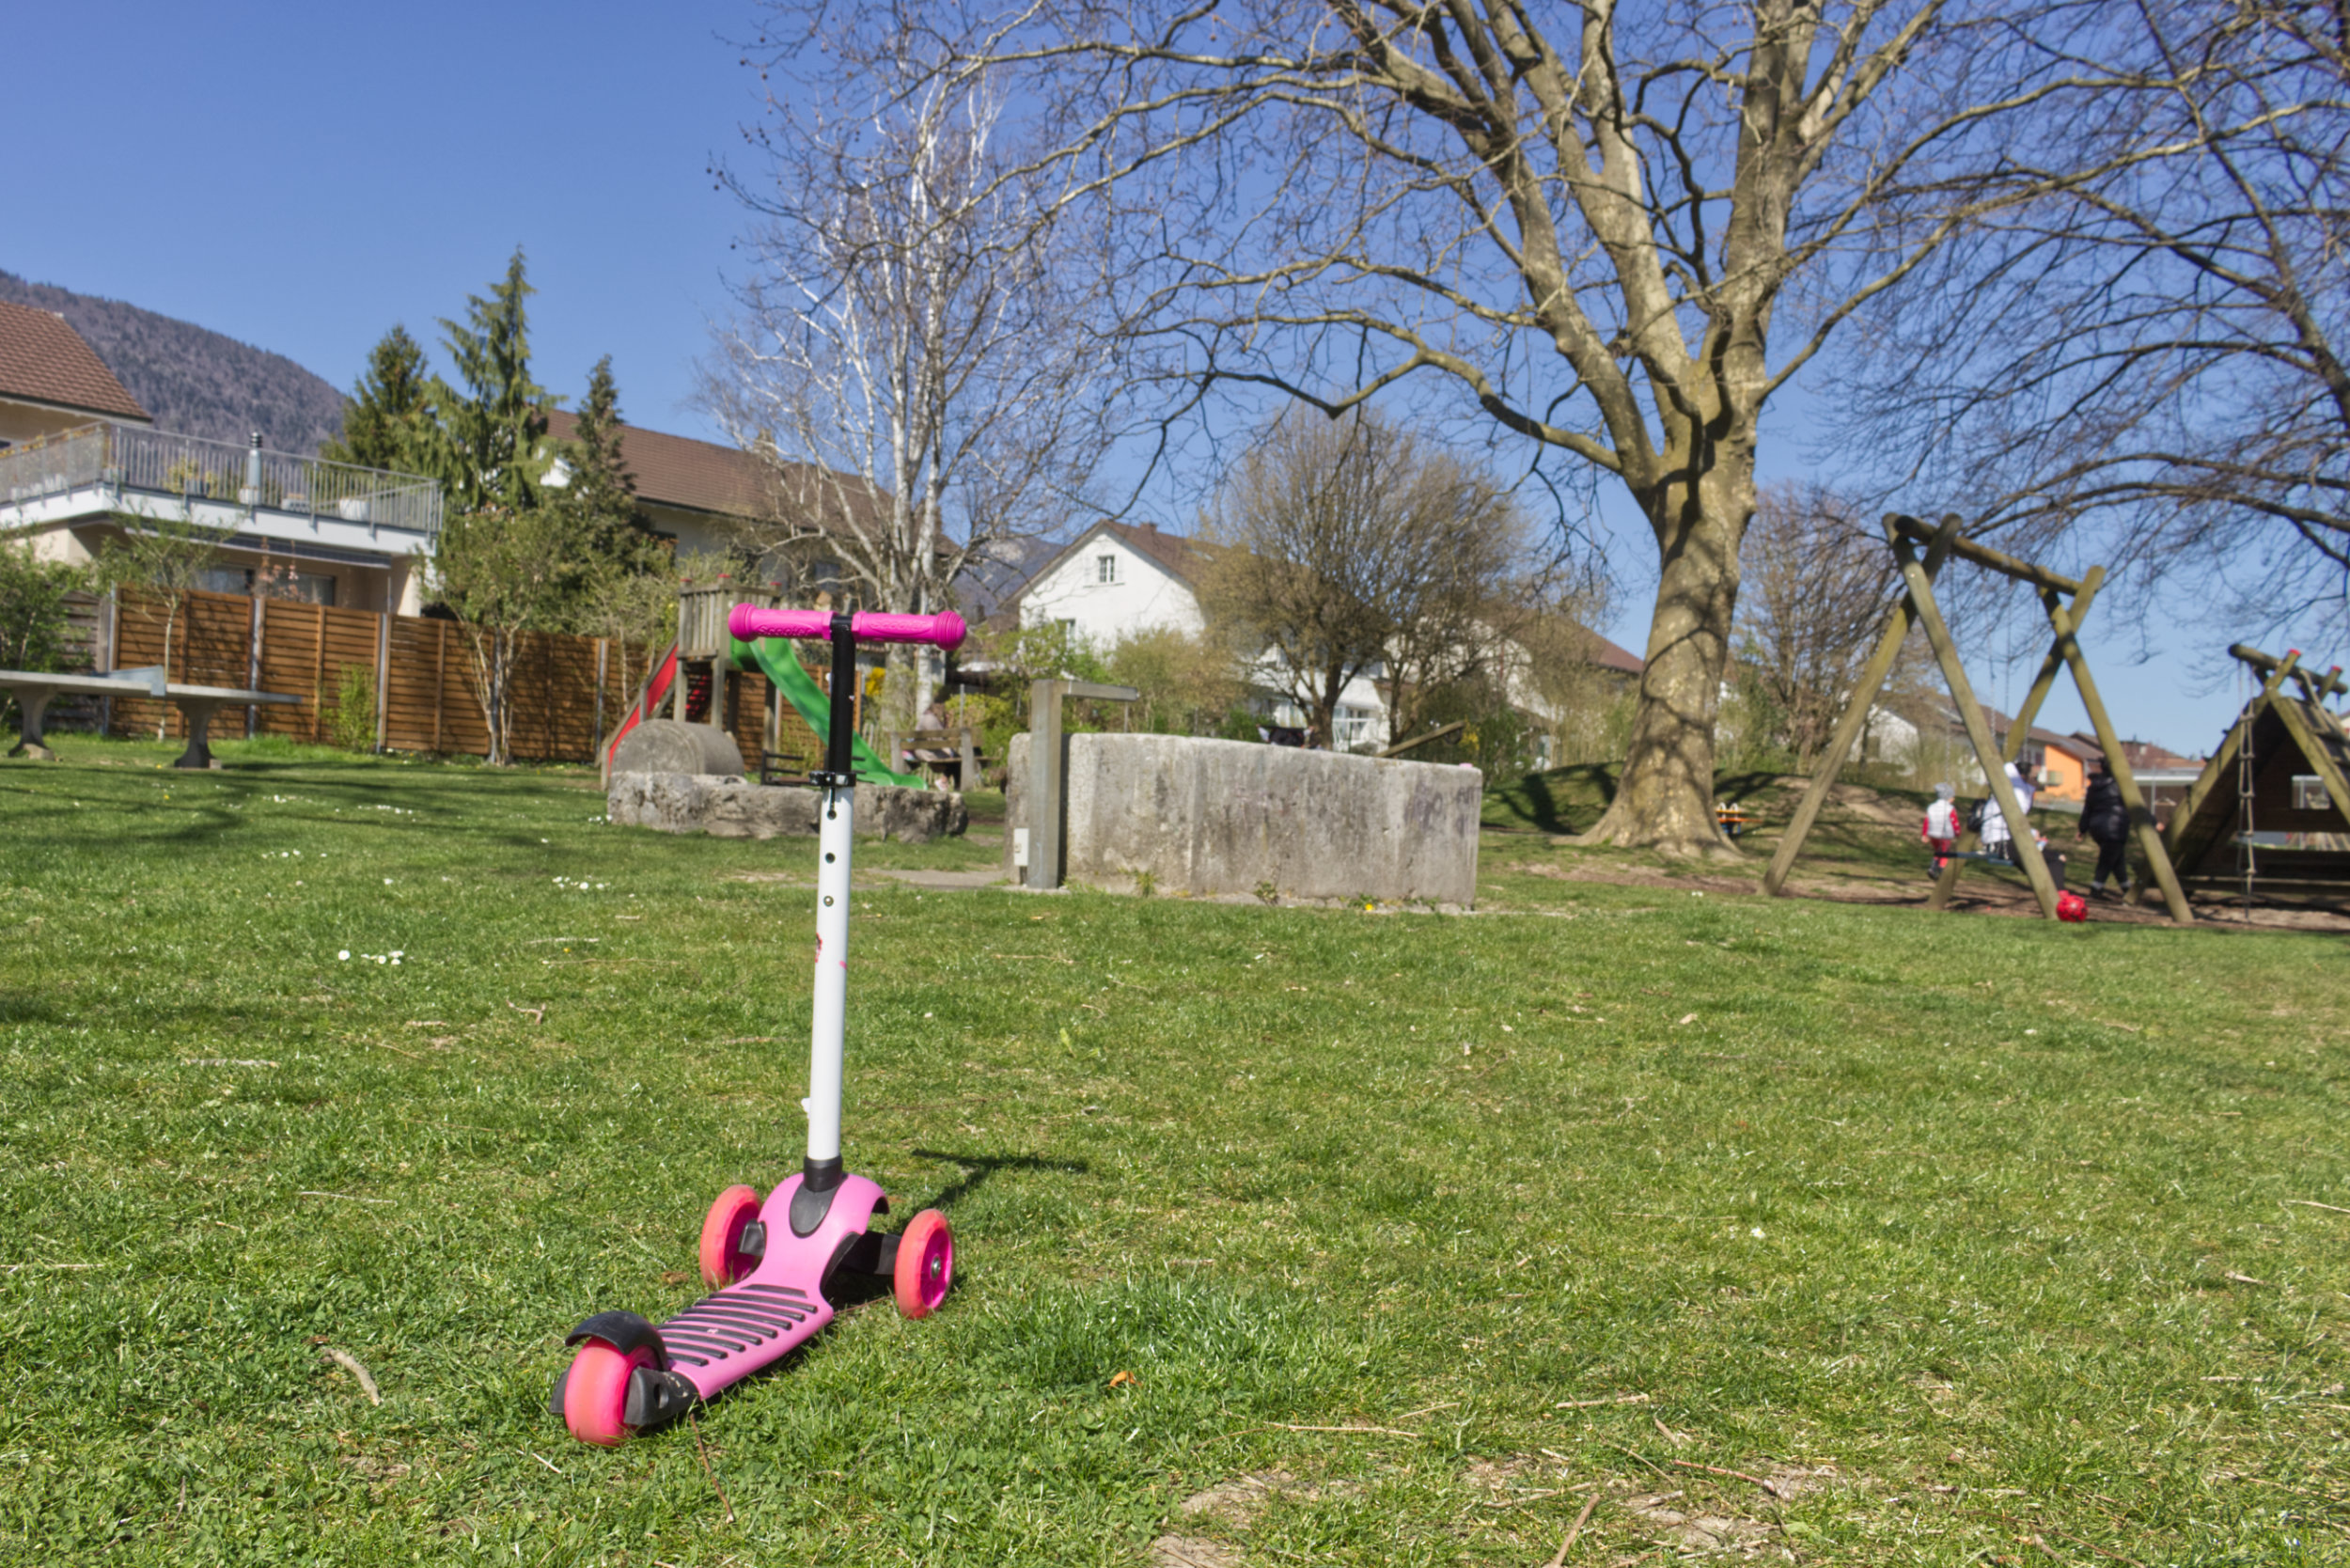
[609,719,746,777]
[1007,732,1480,903]
[608,773,965,843]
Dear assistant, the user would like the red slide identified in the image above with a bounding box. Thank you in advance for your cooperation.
[600,643,679,783]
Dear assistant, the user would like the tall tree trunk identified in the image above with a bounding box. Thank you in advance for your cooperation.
[1584,455,1755,857]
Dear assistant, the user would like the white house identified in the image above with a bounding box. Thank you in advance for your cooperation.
[1007,519,1640,755]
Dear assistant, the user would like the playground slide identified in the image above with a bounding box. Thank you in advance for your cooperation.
[733,634,925,787]
[600,644,680,782]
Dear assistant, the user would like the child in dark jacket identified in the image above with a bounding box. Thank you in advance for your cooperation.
[2078,760,2131,896]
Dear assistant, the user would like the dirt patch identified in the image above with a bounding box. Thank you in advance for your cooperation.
[1147,1536,1243,1568]
[1176,1470,1298,1527]
[1620,1490,1774,1557]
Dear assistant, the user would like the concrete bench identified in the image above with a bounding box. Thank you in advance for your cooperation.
[0,666,299,769]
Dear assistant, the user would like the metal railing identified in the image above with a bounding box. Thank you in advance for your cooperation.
[0,422,443,537]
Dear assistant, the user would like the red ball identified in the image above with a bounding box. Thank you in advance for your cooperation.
[2057,891,2089,923]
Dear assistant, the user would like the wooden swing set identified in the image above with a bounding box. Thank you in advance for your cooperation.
[1760,513,2194,924]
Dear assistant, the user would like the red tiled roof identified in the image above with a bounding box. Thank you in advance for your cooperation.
[1581,628,1643,676]
[0,301,149,421]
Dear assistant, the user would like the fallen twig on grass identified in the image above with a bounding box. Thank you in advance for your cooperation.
[362,1034,428,1062]
[1543,1493,1604,1568]
[1555,1393,1650,1410]
[3,1262,100,1273]
[297,1191,393,1205]
[688,1409,735,1524]
[1273,1422,1422,1436]
[2224,1272,2271,1287]
[508,1002,546,1025]
[1395,1400,1460,1421]
[320,1347,380,1405]
[401,1021,449,1028]
[1668,1459,1780,1497]
[2286,1200,2350,1215]
[183,1058,278,1068]
[1596,1441,1674,1480]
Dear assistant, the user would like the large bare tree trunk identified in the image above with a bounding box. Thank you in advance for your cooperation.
[1587,460,1754,855]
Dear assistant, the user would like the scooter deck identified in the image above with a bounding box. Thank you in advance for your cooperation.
[661,1170,884,1402]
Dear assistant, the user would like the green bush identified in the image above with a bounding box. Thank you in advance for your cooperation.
[325,664,378,752]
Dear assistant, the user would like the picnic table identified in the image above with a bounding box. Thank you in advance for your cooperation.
[0,666,299,769]
[1715,801,1754,839]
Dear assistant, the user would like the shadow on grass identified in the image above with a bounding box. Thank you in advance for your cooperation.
[908,1148,1089,1212]
[1483,762,1620,834]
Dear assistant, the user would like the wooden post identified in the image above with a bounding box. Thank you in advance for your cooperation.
[1890,525,2062,918]
[432,620,446,753]
[1927,570,2106,910]
[373,611,390,753]
[1762,513,1959,897]
[959,725,978,789]
[1026,679,1067,890]
[2042,578,2193,923]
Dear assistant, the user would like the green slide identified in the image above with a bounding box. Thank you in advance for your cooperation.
[732,635,926,786]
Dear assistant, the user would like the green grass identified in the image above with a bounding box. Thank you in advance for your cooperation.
[2,736,2345,1565]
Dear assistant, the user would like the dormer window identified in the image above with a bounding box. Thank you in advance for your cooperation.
[1096,554,1117,584]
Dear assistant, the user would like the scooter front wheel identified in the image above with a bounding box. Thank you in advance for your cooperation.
[698,1184,763,1289]
[562,1340,655,1447]
[894,1209,953,1319]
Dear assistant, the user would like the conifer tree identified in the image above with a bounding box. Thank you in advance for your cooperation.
[432,248,551,511]
[321,324,432,471]
[561,355,657,569]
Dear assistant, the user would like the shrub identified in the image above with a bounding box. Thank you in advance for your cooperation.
[326,664,378,752]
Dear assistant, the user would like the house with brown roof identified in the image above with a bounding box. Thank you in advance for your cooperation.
[0,300,152,447]
[1005,518,1642,754]
[0,302,443,613]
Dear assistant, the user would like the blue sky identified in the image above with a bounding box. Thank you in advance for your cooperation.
[8,1,2311,756]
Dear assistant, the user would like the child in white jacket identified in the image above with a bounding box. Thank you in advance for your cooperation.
[1921,783,1962,876]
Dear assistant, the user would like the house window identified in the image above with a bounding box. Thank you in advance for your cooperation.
[2294,776,2330,811]
[198,565,337,605]
[1096,554,1117,584]
[1334,704,1377,752]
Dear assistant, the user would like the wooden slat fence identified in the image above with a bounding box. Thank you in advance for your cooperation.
[101,585,651,762]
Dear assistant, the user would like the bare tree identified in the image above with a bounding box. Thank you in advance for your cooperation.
[699,55,1122,728]
[752,1,2209,854]
[1199,407,1525,745]
[1832,1,2349,634]
[1732,483,1913,772]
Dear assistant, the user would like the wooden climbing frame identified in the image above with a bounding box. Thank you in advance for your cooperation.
[1760,513,2193,924]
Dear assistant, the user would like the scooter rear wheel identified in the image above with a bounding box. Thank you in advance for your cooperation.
[894,1209,953,1319]
[562,1340,653,1447]
[698,1184,763,1289]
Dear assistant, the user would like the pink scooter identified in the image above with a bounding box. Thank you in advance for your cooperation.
[551,605,968,1446]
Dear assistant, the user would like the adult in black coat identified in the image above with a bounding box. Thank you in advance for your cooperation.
[2077,760,2131,895]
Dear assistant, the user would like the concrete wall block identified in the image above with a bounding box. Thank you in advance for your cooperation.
[609,773,961,843]
[1007,731,1480,902]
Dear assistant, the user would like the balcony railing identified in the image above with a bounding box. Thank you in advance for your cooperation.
[0,422,444,538]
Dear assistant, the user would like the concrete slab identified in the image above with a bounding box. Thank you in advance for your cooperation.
[1007,732,1480,904]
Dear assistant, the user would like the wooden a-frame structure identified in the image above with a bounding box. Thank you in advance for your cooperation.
[2154,645,2350,905]
[1761,514,2194,924]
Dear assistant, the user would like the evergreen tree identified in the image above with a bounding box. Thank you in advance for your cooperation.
[560,354,657,569]
[433,248,552,511]
[321,324,432,471]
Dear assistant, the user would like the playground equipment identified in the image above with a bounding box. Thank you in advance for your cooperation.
[601,585,921,787]
[1761,514,2193,924]
[550,604,968,1447]
[2156,645,2349,909]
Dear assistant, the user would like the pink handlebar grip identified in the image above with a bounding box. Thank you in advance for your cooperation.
[728,605,967,651]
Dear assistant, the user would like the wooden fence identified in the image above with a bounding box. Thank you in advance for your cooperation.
[90,585,810,765]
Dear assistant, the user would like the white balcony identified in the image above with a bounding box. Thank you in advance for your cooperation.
[0,421,442,560]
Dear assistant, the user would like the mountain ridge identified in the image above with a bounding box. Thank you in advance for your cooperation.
[0,269,345,455]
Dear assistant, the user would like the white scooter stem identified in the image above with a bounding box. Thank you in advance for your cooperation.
[806,779,853,1165]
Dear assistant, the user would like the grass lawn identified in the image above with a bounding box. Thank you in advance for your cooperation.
[2,737,2345,1566]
